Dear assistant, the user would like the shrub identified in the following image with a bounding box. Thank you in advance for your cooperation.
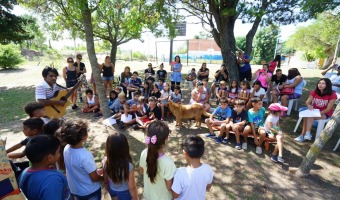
[0,44,24,70]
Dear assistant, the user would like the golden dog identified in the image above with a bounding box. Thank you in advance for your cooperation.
[168,100,211,128]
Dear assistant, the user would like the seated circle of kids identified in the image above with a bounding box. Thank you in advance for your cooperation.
[216,99,251,150]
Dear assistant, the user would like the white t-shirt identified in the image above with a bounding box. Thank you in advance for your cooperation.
[35,80,63,100]
[63,145,101,196]
[264,114,280,132]
[250,87,266,99]
[171,164,214,200]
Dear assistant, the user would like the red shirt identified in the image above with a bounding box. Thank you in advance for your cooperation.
[310,90,337,116]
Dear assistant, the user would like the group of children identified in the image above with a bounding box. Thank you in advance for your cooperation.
[205,97,286,163]
[5,101,214,199]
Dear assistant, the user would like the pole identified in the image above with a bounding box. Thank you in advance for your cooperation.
[169,39,173,65]
[186,39,189,66]
[274,25,280,58]
[155,41,158,65]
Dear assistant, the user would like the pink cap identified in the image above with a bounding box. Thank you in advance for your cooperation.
[268,103,288,111]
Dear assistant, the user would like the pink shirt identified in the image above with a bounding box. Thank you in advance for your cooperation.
[311,90,337,116]
[256,71,272,88]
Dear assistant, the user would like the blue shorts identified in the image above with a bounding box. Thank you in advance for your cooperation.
[287,93,301,99]
[102,76,114,81]
[73,188,101,200]
[108,188,131,199]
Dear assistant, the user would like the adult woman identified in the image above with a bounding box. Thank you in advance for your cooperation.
[190,81,210,112]
[254,64,272,91]
[237,50,252,81]
[99,56,115,96]
[270,69,287,103]
[144,63,155,79]
[295,78,337,142]
[170,55,182,91]
[279,68,304,117]
[63,57,79,110]
[120,66,132,97]
[197,63,209,81]
[211,64,228,98]
[268,55,281,73]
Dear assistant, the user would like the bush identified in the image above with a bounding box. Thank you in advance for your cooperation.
[0,44,24,70]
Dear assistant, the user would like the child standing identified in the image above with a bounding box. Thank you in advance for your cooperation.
[205,97,232,138]
[61,120,102,199]
[217,99,251,150]
[265,103,287,163]
[238,80,250,103]
[169,85,182,104]
[139,121,176,200]
[248,97,266,154]
[171,135,214,200]
[215,80,228,105]
[24,102,49,123]
[228,80,239,105]
[6,118,44,159]
[159,83,172,120]
[103,133,138,200]
[19,135,70,200]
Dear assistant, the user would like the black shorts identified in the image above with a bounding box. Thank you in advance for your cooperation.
[239,69,252,82]
[66,79,77,88]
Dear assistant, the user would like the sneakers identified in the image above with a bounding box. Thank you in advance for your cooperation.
[235,143,241,150]
[216,136,222,144]
[222,138,229,144]
[242,143,248,150]
[271,155,278,162]
[205,133,216,138]
[294,134,304,142]
[278,156,285,163]
[255,146,262,154]
[94,113,103,118]
[72,105,79,110]
[304,132,312,141]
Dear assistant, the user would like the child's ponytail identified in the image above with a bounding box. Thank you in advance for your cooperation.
[145,121,170,183]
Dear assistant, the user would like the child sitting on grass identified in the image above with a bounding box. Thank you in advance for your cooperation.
[248,97,266,154]
[60,120,103,199]
[82,89,100,113]
[139,121,176,200]
[24,101,49,123]
[133,96,162,129]
[169,85,182,104]
[216,99,251,150]
[19,135,70,200]
[6,118,44,159]
[171,135,213,200]
[205,97,232,138]
[265,103,287,163]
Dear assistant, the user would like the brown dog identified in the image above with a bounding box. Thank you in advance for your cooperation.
[168,100,211,128]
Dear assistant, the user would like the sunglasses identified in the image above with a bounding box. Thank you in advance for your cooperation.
[68,60,74,63]
[77,57,82,60]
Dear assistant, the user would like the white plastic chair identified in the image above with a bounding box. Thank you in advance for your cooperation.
[287,80,307,116]
[334,137,340,151]
[293,118,330,140]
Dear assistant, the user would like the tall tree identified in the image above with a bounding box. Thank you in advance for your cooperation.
[0,0,33,44]
[20,14,46,50]
[252,25,279,64]
[173,0,337,80]
[287,12,340,69]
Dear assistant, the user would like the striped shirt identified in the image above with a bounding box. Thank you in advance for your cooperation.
[35,80,63,100]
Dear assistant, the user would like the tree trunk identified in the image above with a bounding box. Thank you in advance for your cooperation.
[110,41,117,68]
[322,54,334,69]
[296,103,340,176]
[220,18,238,82]
[245,17,261,56]
[81,1,111,118]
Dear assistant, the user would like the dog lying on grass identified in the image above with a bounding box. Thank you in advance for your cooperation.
[168,100,211,128]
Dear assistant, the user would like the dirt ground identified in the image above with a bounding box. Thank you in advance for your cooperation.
[1,58,340,199]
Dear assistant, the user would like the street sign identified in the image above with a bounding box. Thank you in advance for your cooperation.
[175,22,186,36]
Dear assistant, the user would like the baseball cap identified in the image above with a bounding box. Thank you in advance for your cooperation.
[268,103,288,112]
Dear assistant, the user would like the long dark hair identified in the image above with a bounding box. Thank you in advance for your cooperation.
[174,55,181,63]
[315,78,333,97]
[200,62,207,71]
[273,55,281,68]
[105,132,132,184]
[109,90,118,101]
[230,80,239,94]
[146,121,170,183]
[287,68,301,80]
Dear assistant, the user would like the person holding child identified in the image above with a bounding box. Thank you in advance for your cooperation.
[103,133,138,200]
[19,135,70,200]
[265,103,287,163]
[190,81,210,112]
[211,64,229,99]
[294,78,337,142]
[205,97,232,138]
[248,97,266,154]
[217,99,251,150]
[171,135,214,200]
[254,64,272,91]
[139,121,177,200]
[270,69,287,103]
[61,120,103,199]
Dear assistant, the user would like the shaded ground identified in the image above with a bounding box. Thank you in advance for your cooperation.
[1,59,340,199]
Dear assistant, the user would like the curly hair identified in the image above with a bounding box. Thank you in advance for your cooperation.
[60,120,88,145]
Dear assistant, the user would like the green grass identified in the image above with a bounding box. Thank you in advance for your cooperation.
[0,86,35,124]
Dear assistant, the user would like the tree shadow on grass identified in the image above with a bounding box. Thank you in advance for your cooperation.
[0,68,27,74]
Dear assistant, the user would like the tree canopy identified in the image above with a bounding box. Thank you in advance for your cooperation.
[286,12,340,67]
[252,25,279,64]
[0,0,34,44]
